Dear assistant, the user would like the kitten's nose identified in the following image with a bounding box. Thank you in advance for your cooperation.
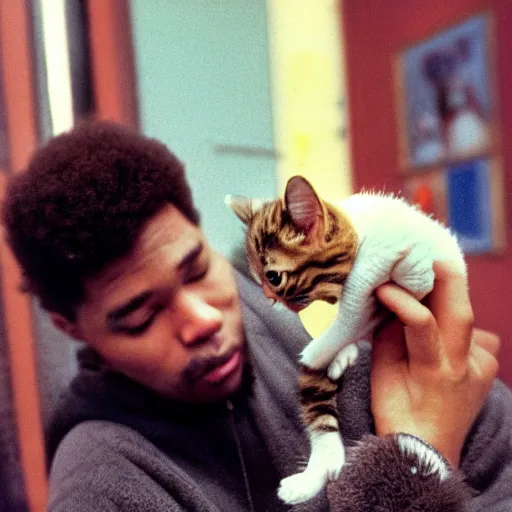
[262,283,280,303]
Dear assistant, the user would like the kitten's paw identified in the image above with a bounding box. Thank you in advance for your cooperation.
[327,343,359,380]
[278,471,326,505]
[300,342,325,369]
[277,435,344,504]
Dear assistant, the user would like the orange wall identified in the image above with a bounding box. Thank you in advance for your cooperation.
[0,2,48,510]
[341,0,512,386]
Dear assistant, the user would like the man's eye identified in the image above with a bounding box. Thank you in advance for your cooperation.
[124,317,155,336]
[118,306,163,336]
[186,263,209,283]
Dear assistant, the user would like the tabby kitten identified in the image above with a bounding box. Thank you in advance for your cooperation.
[227,176,465,504]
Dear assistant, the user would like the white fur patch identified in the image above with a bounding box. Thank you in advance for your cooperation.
[396,434,450,481]
[327,343,359,380]
[278,431,345,504]
[299,191,466,370]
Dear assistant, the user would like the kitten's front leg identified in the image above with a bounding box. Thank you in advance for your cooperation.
[300,239,413,370]
[299,284,378,369]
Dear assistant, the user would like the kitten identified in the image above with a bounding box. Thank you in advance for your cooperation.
[227,176,466,504]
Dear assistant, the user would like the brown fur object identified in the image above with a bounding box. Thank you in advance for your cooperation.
[327,434,471,512]
[2,121,199,320]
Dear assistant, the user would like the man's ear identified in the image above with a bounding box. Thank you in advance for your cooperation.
[49,312,80,340]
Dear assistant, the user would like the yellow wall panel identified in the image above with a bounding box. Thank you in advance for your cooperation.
[266,0,351,337]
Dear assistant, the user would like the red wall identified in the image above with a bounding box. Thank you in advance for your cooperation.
[341,0,512,386]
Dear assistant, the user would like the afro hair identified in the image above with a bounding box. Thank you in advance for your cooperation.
[2,121,200,320]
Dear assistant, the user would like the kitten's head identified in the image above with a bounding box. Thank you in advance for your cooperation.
[227,176,358,312]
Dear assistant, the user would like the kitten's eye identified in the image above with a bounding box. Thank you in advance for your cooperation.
[265,270,282,287]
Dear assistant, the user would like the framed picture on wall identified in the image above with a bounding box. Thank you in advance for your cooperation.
[402,168,448,223]
[445,157,505,253]
[395,13,495,170]
[402,158,505,254]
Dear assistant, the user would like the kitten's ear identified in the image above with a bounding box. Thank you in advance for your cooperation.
[225,194,264,225]
[285,176,323,234]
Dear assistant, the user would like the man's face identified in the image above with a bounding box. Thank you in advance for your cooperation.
[67,204,245,403]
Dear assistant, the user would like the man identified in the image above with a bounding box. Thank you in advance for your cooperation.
[3,121,511,511]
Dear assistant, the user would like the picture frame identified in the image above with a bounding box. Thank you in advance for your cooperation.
[395,14,496,171]
[402,158,506,254]
[402,168,448,224]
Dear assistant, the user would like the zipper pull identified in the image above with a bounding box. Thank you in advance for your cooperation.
[226,399,234,412]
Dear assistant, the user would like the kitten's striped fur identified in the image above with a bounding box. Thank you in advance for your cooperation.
[229,178,358,310]
[298,365,340,434]
[227,176,359,504]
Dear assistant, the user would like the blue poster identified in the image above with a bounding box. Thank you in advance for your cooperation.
[446,158,493,253]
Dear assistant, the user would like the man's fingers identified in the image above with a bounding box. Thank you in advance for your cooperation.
[376,283,440,367]
[376,284,425,325]
[471,341,500,387]
[430,260,474,361]
[472,328,500,357]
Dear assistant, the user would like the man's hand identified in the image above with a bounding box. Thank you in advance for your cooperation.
[371,260,499,468]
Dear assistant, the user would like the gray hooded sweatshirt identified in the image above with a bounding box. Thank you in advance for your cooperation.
[46,270,512,511]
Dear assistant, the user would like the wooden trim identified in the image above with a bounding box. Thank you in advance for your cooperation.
[86,0,139,128]
[0,1,48,511]
[0,2,139,509]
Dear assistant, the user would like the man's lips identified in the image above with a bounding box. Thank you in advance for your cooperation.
[184,347,242,386]
[202,351,242,384]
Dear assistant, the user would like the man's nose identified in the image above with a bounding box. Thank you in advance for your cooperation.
[177,291,223,346]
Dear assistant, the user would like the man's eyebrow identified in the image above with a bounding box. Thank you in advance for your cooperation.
[178,242,203,270]
[107,291,152,325]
